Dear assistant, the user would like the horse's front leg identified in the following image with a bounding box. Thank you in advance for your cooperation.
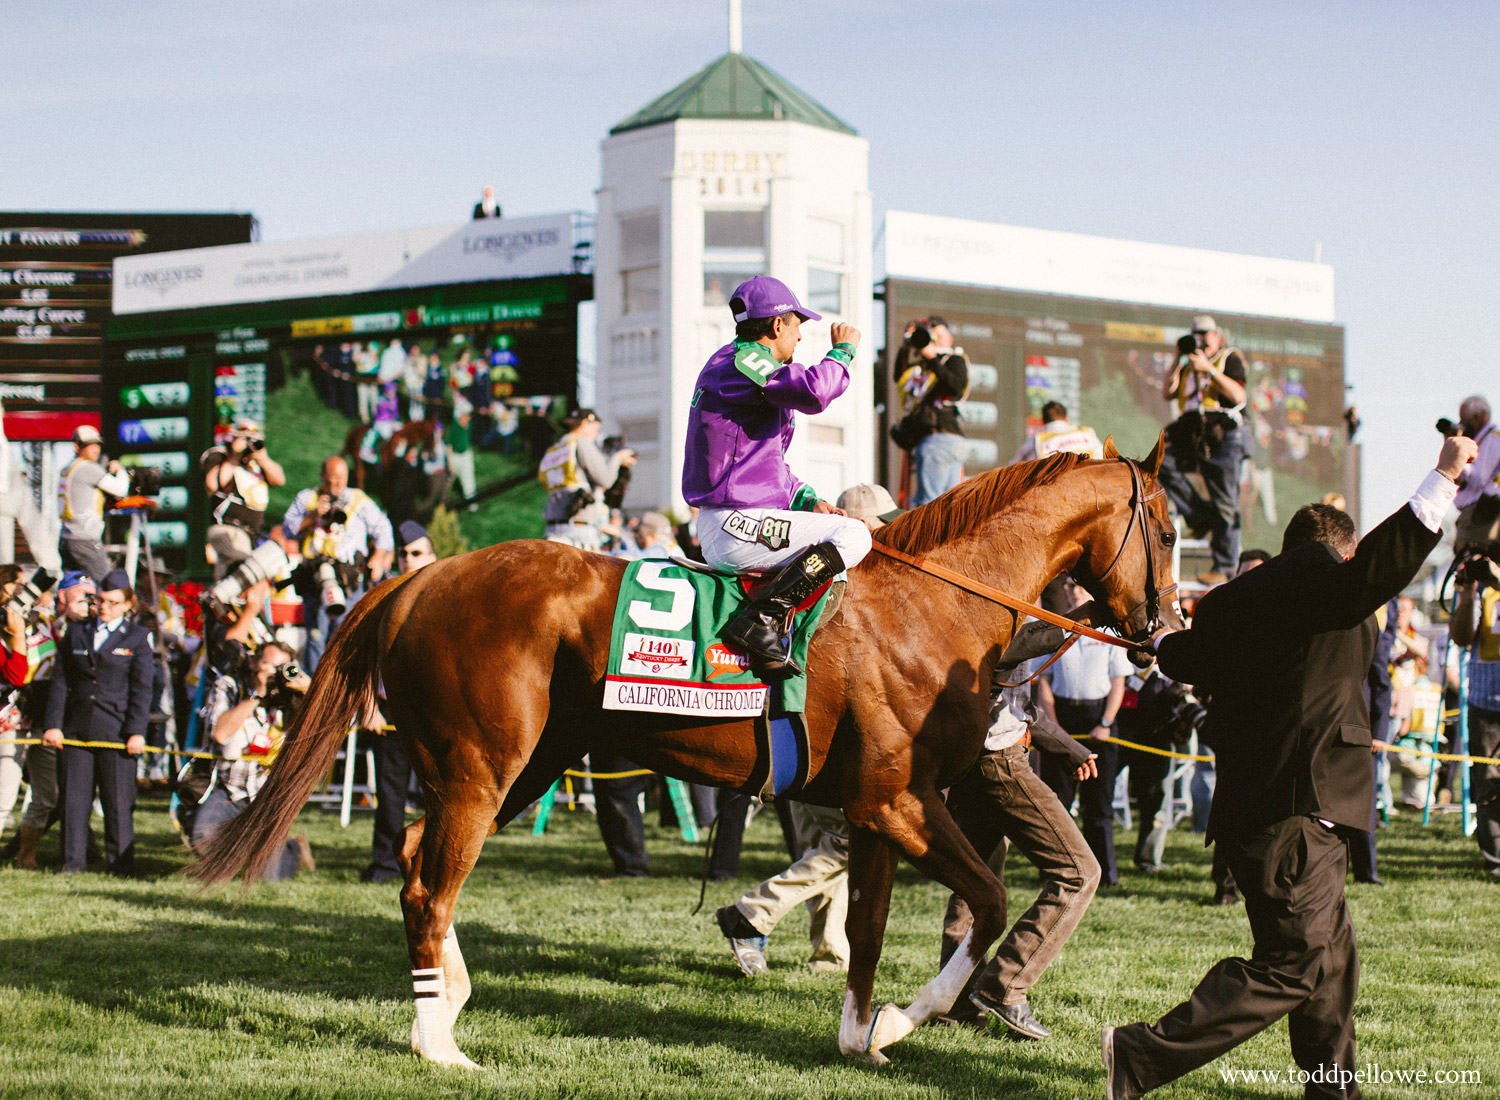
[861,788,1008,1056]
[837,825,900,1064]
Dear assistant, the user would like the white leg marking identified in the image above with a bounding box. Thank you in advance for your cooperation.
[412,962,480,1070]
[839,986,888,1065]
[867,929,984,1053]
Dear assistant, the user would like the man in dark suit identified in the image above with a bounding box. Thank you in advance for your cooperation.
[42,568,155,876]
[1102,434,1475,1100]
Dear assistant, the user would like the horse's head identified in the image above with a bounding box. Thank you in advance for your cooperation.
[1071,434,1185,661]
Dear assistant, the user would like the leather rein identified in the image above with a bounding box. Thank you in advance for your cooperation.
[869,458,1174,677]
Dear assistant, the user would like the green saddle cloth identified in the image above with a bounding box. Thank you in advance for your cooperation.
[603,557,833,717]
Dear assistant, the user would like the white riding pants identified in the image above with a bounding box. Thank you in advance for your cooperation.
[697,507,872,572]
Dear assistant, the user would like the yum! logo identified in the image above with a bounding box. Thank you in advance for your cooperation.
[705,643,751,680]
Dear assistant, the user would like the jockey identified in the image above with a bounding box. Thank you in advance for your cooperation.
[683,276,873,679]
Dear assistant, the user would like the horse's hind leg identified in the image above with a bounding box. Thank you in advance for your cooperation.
[401,789,499,1069]
[837,826,900,1064]
[398,814,499,1054]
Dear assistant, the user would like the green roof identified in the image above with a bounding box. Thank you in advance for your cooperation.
[610,53,857,136]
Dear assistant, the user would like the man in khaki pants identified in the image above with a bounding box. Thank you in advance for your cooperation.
[715,801,850,975]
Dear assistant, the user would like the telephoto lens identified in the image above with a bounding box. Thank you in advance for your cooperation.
[316,561,347,617]
[10,567,58,623]
[207,540,291,621]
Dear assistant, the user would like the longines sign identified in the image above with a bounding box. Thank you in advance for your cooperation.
[113,213,577,315]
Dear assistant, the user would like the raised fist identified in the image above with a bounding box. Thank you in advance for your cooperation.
[830,322,861,349]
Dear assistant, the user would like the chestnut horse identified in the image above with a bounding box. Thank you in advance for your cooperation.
[193,439,1182,1070]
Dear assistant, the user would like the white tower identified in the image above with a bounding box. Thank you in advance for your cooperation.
[594,34,874,514]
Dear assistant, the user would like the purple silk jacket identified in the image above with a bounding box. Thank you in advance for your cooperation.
[682,340,853,510]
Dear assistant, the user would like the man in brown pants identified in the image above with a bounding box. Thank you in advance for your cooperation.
[939,619,1102,1040]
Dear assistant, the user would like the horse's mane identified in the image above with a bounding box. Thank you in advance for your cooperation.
[874,451,1091,555]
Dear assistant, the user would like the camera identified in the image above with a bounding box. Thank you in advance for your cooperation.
[262,660,305,711]
[127,465,162,497]
[319,497,349,527]
[1437,417,1463,438]
[1158,690,1208,744]
[1176,332,1208,357]
[907,322,932,351]
[1459,555,1498,586]
[316,560,346,617]
[207,539,291,621]
[9,567,57,624]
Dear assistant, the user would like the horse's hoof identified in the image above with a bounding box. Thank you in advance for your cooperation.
[419,1047,481,1071]
[847,1047,890,1066]
[867,1002,917,1053]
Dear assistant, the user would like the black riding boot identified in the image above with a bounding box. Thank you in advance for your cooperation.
[721,542,844,680]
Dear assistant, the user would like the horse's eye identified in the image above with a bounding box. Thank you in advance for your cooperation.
[1159,530,1177,548]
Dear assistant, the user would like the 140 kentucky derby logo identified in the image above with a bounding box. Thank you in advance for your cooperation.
[620,633,694,679]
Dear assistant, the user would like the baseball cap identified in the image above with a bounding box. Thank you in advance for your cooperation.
[72,424,102,445]
[638,511,673,538]
[1190,314,1219,334]
[729,276,822,323]
[57,570,93,593]
[837,484,903,526]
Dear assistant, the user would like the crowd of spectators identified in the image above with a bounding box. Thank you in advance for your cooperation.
[5,386,1499,923]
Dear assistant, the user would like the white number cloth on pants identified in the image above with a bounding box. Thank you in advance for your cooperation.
[697,507,872,572]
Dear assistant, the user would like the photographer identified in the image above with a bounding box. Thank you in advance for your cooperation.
[59,425,131,583]
[190,639,314,879]
[6,572,88,868]
[1445,570,1500,878]
[1158,315,1249,585]
[282,456,394,671]
[202,419,285,579]
[0,566,40,845]
[540,410,635,551]
[1449,395,1500,558]
[891,317,970,505]
[42,568,152,877]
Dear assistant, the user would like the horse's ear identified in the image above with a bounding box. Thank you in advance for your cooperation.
[1101,435,1120,460]
[1142,431,1166,478]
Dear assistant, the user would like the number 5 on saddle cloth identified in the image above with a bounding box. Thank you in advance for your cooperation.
[603,558,840,800]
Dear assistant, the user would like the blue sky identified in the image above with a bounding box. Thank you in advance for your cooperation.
[8,1,1498,527]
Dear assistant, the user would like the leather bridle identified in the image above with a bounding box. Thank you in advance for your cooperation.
[1091,458,1176,642]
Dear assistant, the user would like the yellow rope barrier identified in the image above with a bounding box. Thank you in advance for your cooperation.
[1383,743,1500,766]
[0,737,217,761]
[1070,733,1500,767]
[562,767,655,780]
[1071,733,1213,763]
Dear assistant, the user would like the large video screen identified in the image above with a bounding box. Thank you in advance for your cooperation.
[103,276,585,571]
[882,278,1350,550]
[0,213,253,441]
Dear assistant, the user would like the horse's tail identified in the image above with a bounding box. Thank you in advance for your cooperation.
[190,571,417,888]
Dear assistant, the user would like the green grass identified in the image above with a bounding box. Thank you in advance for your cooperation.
[264,373,547,550]
[1,800,1497,1099]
